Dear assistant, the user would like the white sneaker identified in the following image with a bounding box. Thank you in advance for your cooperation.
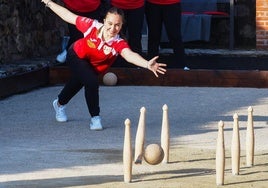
[90,116,103,130]
[183,66,190,71]
[56,50,67,63]
[53,99,67,122]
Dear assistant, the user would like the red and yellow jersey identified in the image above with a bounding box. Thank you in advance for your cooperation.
[73,16,130,73]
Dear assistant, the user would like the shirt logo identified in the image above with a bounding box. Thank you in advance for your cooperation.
[87,40,96,48]
[103,45,112,55]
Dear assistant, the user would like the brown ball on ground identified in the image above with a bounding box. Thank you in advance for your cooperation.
[144,144,164,165]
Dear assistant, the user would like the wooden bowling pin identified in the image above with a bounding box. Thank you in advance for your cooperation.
[231,113,240,175]
[161,104,170,163]
[216,120,225,186]
[134,107,146,164]
[246,106,255,167]
[123,119,132,183]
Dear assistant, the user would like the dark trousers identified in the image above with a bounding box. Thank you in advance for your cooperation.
[145,2,185,67]
[58,48,100,117]
[121,6,145,55]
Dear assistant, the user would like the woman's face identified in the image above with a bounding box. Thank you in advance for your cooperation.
[103,13,123,38]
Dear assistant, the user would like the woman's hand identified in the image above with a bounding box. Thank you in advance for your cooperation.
[120,48,167,77]
[147,56,167,77]
[41,0,51,6]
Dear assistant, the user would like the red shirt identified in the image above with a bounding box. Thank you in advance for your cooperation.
[146,0,180,5]
[111,0,144,9]
[73,16,130,73]
[63,0,100,12]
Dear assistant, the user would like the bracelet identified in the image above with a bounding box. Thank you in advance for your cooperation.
[46,0,52,7]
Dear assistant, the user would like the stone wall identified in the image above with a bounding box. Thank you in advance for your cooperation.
[0,0,67,64]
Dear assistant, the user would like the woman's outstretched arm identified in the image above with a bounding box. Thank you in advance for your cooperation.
[41,0,78,25]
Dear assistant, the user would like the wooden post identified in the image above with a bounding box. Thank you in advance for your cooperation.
[231,113,240,175]
[216,120,225,186]
[123,119,132,183]
[134,107,146,164]
[161,104,170,163]
[246,106,255,167]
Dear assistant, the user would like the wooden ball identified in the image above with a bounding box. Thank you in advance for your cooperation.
[103,72,117,86]
[144,144,164,165]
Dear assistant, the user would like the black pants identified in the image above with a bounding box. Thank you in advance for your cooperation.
[121,6,145,55]
[145,2,185,68]
[58,47,100,117]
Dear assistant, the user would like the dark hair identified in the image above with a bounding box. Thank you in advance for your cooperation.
[106,6,125,24]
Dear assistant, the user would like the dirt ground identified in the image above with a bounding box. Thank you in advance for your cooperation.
[83,147,268,188]
[3,147,267,188]
[1,86,268,188]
